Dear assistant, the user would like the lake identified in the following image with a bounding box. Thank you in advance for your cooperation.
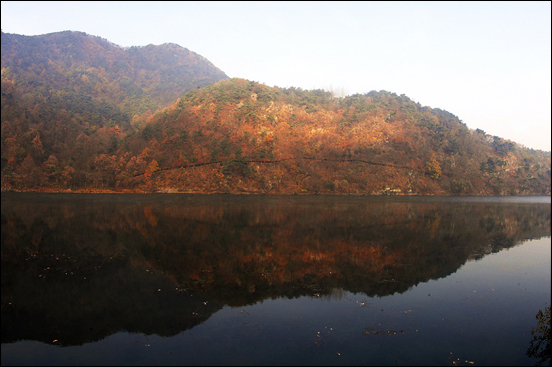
[1,193,550,366]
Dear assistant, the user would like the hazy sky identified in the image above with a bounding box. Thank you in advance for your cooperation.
[2,1,550,151]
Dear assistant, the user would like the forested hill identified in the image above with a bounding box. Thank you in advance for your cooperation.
[1,33,550,195]
[1,30,228,117]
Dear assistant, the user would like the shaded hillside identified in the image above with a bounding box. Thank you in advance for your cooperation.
[0,30,228,186]
[1,32,550,195]
[1,31,228,116]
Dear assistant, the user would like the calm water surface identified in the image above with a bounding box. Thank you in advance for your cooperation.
[1,193,550,366]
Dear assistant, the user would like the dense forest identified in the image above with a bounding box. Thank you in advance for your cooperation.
[1,31,550,195]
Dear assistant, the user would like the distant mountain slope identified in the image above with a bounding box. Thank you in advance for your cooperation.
[1,30,228,118]
[1,32,549,195]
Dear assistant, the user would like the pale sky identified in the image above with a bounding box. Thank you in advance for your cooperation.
[2,1,550,151]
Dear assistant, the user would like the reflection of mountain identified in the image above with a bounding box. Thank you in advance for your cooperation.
[1,193,550,346]
[1,256,223,346]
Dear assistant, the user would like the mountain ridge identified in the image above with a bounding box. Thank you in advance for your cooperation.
[1,30,228,116]
[1,31,550,195]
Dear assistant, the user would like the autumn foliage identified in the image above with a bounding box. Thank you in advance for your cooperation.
[1,31,550,195]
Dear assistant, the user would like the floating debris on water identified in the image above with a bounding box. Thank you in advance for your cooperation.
[449,351,475,365]
[362,329,405,336]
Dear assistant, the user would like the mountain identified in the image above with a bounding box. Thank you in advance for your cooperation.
[1,30,228,119]
[1,32,550,195]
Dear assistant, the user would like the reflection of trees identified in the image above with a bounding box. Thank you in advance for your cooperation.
[527,305,551,366]
[0,251,223,346]
[1,193,550,346]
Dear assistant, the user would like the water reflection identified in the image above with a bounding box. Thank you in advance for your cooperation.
[527,305,551,366]
[1,193,550,348]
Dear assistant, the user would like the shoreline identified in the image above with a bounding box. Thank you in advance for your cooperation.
[2,187,549,197]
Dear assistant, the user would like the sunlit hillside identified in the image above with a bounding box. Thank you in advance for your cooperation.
[1,32,550,195]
